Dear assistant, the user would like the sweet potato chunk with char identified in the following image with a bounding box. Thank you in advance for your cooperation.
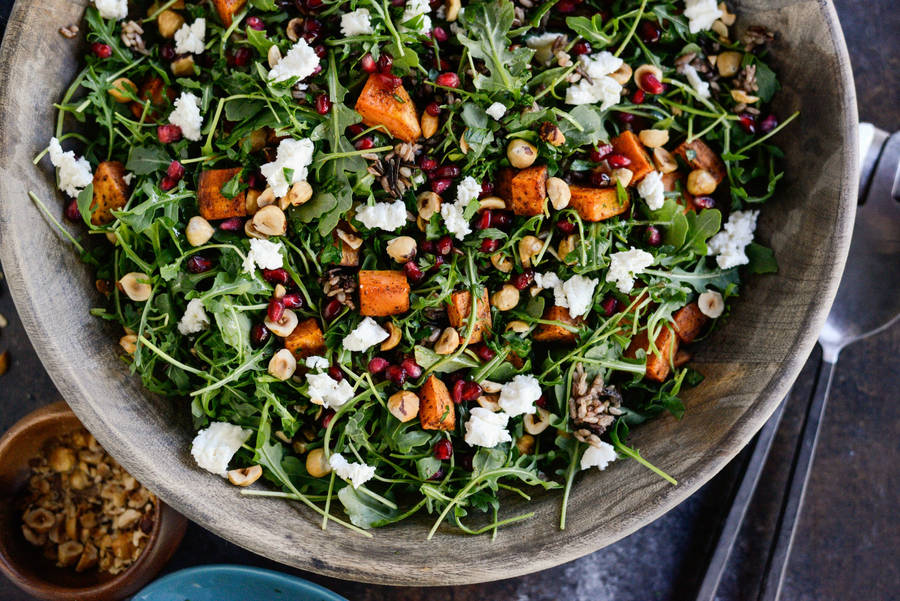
[509,165,548,216]
[90,161,129,225]
[354,74,421,143]
[419,375,455,431]
[533,305,582,344]
[672,302,709,343]
[611,130,654,184]
[197,168,246,221]
[446,289,491,344]
[212,0,246,26]
[285,318,326,359]
[129,77,176,120]
[674,139,727,185]
[568,185,630,222]
[625,327,679,383]
[494,167,514,203]
[359,270,410,316]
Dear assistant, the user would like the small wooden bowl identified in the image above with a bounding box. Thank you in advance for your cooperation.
[0,401,187,601]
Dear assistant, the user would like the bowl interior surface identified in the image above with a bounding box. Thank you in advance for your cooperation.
[0,0,857,586]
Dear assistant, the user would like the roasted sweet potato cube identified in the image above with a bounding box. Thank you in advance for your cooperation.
[359,270,410,316]
[197,168,246,221]
[90,161,129,225]
[509,165,548,216]
[674,139,727,185]
[611,130,654,184]
[494,167,514,203]
[129,77,176,120]
[284,318,326,359]
[419,375,455,431]
[212,0,246,26]
[446,289,491,344]
[533,305,582,344]
[354,74,421,143]
[568,185,630,222]
[625,327,679,382]
[672,302,709,343]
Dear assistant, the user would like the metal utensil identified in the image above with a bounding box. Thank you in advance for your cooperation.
[695,125,900,601]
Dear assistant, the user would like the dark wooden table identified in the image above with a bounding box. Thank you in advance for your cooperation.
[1,1,897,599]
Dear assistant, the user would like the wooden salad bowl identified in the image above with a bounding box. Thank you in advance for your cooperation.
[0,0,857,586]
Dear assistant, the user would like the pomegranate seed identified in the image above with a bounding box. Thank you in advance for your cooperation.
[436,235,453,256]
[246,171,264,189]
[303,18,322,35]
[64,198,81,221]
[590,171,612,187]
[91,42,112,58]
[306,0,324,10]
[321,409,335,428]
[314,44,327,58]
[639,20,662,44]
[197,53,215,68]
[157,124,182,144]
[607,153,632,169]
[434,72,459,88]
[535,395,547,408]
[282,293,304,309]
[400,357,423,379]
[419,156,438,171]
[166,160,185,181]
[426,102,442,116]
[645,225,662,247]
[361,53,377,73]
[420,239,436,254]
[434,165,460,179]
[186,255,213,273]
[227,47,251,67]
[368,357,389,374]
[475,210,492,230]
[347,123,365,137]
[437,58,451,72]
[475,345,496,362]
[480,238,500,253]
[738,113,757,134]
[491,211,512,229]
[403,261,425,283]
[556,0,576,13]
[759,114,779,134]
[511,269,534,291]
[377,52,393,74]
[616,111,636,124]
[692,196,716,210]
[246,16,265,30]
[556,219,576,234]
[328,365,343,381]
[385,364,407,386]
[267,297,285,322]
[431,26,448,42]
[315,93,331,115]
[160,44,176,61]
[431,178,452,194]
[354,136,374,150]
[432,254,445,269]
[451,379,465,404]
[460,453,474,471]
[250,323,270,347]
[323,298,343,321]
[572,41,592,56]
[590,144,614,162]
[219,217,243,231]
[601,296,619,317]
[160,176,177,191]
[433,439,453,460]
[376,73,402,90]
[632,89,646,104]
[429,468,444,480]
[262,268,289,285]
[640,72,665,95]
[461,381,482,401]
[480,181,494,198]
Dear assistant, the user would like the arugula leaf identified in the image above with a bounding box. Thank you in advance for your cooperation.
[456,0,534,95]
[682,209,721,255]
[559,105,609,147]
[338,486,400,528]
[415,345,481,372]
[745,243,778,274]
[126,146,170,175]
[213,303,251,353]
[75,184,95,228]
[565,16,614,47]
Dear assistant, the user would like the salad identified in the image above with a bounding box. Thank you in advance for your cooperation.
[35,0,793,537]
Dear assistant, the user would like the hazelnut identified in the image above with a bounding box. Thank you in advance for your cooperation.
[717,51,742,77]
[116,509,143,529]
[118,272,152,302]
[524,407,551,434]
[256,187,276,208]
[286,17,304,42]
[245,220,268,240]
[283,181,313,207]
[381,322,402,350]
[698,290,725,318]
[491,253,513,273]
[156,9,184,38]
[505,320,530,334]
[546,177,571,210]
[170,55,195,76]
[268,348,297,380]
[634,64,664,92]
[265,308,299,338]
[421,112,439,139]
[478,196,506,211]
[718,2,736,25]
[459,130,471,155]
[444,0,462,21]
[518,235,543,267]
[481,380,502,393]
[252,205,287,236]
[107,77,137,103]
[388,391,420,422]
[246,189,262,215]
[477,394,501,412]
[491,284,520,311]
[434,327,460,355]
[417,191,442,220]
[227,465,263,486]
[557,235,577,265]
[731,89,759,104]
[653,147,678,174]
[119,334,138,354]
[507,139,538,169]
[50,446,76,472]
[711,19,729,39]
[608,62,633,85]
[611,168,633,188]
[686,169,718,196]
[306,448,331,478]
[23,508,55,533]
[336,228,363,250]
[538,122,566,147]
[58,541,85,567]
[268,45,283,68]
[639,128,670,148]
[516,434,536,455]
[186,216,215,246]
[386,236,417,263]
[75,544,98,573]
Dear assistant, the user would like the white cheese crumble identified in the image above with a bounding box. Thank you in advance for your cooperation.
[400,0,432,34]
[268,39,321,84]
[47,137,92,198]
[168,92,203,142]
[174,18,206,55]
[305,355,329,371]
[637,170,666,210]
[355,199,408,231]
[329,453,376,489]
[342,317,389,352]
[698,290,725,318]
[498,374,542,417]
[464,408,512,448]
[306,372,355,408]
[260,138,315,198]
[683,0,723,33]
[190,422,252,477]
[606,247,655,293]
[534,273,597,318]
[580,441,618,471]
[340,8,374,36]
[94,0,127,20]
[683,64,711,99]
[437,176,480,240]
[526,32,565,66]
[565,52,624,109]
[456,175,482,205]
[707,210,759,269]
[485,102,507,120]
[177,298,210,335]
[242,239,284,273]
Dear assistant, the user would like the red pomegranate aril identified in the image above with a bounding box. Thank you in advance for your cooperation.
[556,0,576,13]
[640,72,665,95]
[166,160,185,181]
[461,381,482,402]
[639,20,662,43]
[377,52,393,74]
[607,153,632,168]
[738,113,757,134]
[267,297,285,322]
[160,176,177,191]
[616,111,636,124]
[321,409,335,428]
[250,323,270,347]
[480,181,494,198]
[645,225,662,247]
[368,357,389,374]
[91,42,112,58]
[354,136,375,150]
[429,468,445,480]
[692,195,716,210]
[227,47,251,67]
[475,210,492,230]
[219,217,243,231]
[572,41,592,56]
[315,93,331,115]
[632,89,646,104]
[432,254,445,269]
[475,344,496,362]
[511,269,535,291]
[306,0,324,10]
[282,293,303,309]
[400,357,423,379]
[535,395,547,408]
[433,439,453,460]
[434,165,460,179]
[759,114,779,134]
[460,453,474,471]
[431,178,452,194]
[419,156,438,171]
[313,44,327,58]
[262,268,289,285]
[434,72,459,88]
[64,198,80,222]
[420,239,436,254]
[436,235,453,256]
[590,144,614,163]
[246,16,265,30]
[160,44,176,61]
[451,379,465,404]
[347,123,365,137]
[556,219,576,234]
[376,73,402,90]
[480,238,500,253]
[361,52,377,73]
[403,260,425,283]
[491,211,512,228]
[303,17,322,34]
[601,296,619,317]
[432,26,448,42]
[426,102,442,116]
[323,298,343,321]
[328,365,343,381]
[157,124,182,144]
[385,364,407,386]
[186,255,213,274]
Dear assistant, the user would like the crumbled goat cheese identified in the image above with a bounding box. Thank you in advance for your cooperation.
[637,170,666,210]
[48,137,92,197]
[168,92,203,141]
[174,18,206,54]
[305,355,329,371]
[707,210,759,269]
[340,8,374,36]
[464,408,512,448]
[562,275,598,318]
[580,441,618,471]
[683,64,711,99]
[242,239,284,273]
[355,199,408,231]
[534,272,566,307]
[498,374,542,417]
[177,298,210,335]
[485,102,507,120]
[565,52,624,108]
[94,0,127,20]
[191,422,252,477]
[260,138,315,198]
[306,372,355,408]
[123,172,134,186]
[606,247,655,293]
[683,0,723,33]
[400,0,432,34]
[342,317,389,352]
[526,32,565,65]
[268,39,321,84]
[329,453,376,489]
[456,176,482,205]
[440,201,472,240]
